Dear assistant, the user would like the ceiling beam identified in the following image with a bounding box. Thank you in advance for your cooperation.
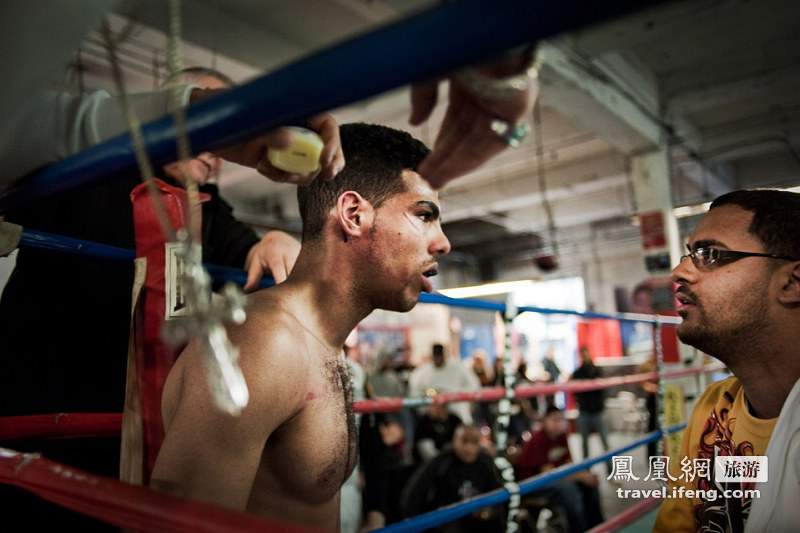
[442,149,629,211]
[537,41,662,153]
[666,63,800,117]
[442,172,632,232]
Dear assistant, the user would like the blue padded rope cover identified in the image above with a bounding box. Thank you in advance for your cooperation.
[0,0,668,210]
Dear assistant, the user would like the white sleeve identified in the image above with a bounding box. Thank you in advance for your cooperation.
[0,0,119,185]
[407,370,421,398]
[1,85,196,185]
[745,377,800,532]
[463,365,481,390]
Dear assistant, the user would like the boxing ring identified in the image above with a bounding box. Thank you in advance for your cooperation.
[0,0,694,530]
[0,223,718,532]
[0,261,715,533]
[0,290,710,533]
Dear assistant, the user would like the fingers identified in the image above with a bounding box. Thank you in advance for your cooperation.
[415,84,488,188]
[418,135,506,190]
[319,146,345,182]
[243,260,262,292]
[255,162,320,186]
[243,251,287,290]
[268,255,289,284]
[263,128,295,151]
[252,127,318,185]
[416,153,451,190]
[409,80,440,125]
[413,72,538,189]
[417,108,504,189]
[243,231,300,289]
[308,113,345,181]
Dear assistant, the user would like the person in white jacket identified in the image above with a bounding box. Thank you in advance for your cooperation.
[408,343,481,425]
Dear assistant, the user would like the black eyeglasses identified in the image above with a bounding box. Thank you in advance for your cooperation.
[681,246,798,270]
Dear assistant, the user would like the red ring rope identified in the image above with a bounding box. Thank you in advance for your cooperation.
[0,363,724,531]
[0,447,321,533]
[0,364,726,441]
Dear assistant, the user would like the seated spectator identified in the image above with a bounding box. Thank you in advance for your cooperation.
[413,401,462,465]
[401,424,505,533]
[514,405,604,533]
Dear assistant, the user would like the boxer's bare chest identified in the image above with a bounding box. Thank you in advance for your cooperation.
[249,348,357,516]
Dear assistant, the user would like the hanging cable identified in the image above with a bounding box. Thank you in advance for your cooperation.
[532,97,560,269]
[166,0,202,246]
[101,18,177,244]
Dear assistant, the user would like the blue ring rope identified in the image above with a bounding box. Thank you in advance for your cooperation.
[18,227,275,290]
[16,227,680,325]
[376,423,686,533]
[419,292,680,325]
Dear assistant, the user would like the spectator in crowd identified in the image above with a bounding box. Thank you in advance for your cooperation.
[471,348,495,427]
[359,406,409,528]
[510,362,539,443]
[368,349,407,399]
[515,405,604,533]
[541,348,562,408]
[408,343,481,424]
[413,401,463,466]
[470,348,494,386]
[366,346,417,466]
[486,358,538,445]
[570,346,612,474]
[635,356,659,458]
[401,424,505,533]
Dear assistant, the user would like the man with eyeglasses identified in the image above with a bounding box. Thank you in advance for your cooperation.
[653,189,800,532]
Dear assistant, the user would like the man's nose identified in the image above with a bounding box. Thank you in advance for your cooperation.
[431,226,451,257]
[671,254,697,284]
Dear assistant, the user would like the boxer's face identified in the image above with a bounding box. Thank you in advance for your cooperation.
[364,170,450,312]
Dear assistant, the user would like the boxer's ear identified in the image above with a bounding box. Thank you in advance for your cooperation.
[337,191,374,241]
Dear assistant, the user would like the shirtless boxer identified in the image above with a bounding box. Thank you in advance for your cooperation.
[150,123,451,530]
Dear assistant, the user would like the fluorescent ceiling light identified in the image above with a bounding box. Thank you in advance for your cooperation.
[439,279,534,299]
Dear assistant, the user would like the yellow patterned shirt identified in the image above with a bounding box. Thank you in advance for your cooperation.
[653,376,776,532]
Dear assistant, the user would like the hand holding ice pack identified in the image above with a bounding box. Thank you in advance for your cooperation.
[267,127,324,175]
